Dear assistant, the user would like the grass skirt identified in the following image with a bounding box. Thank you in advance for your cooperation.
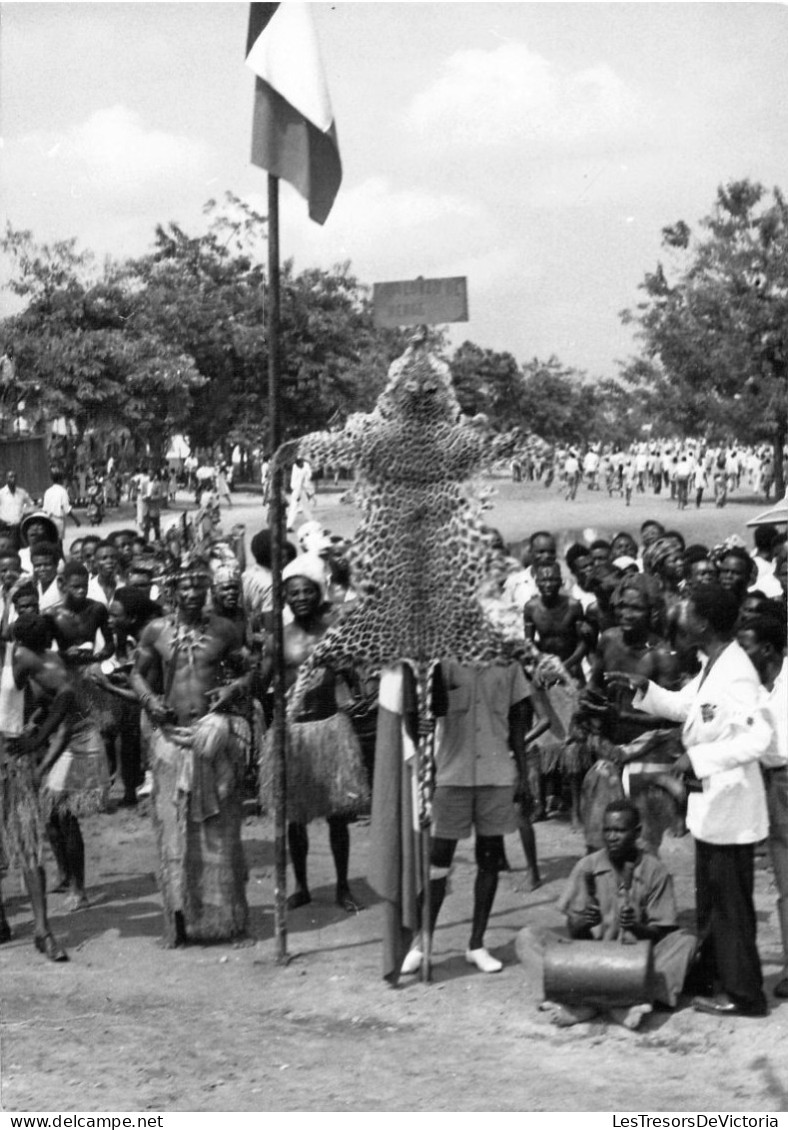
[533,681,581,774]
[562,730,622,777]
[259,710,370,825]
[78,666,124,734]
[580,759,625,851]
[0,743,45,871]
[144,712,249,943]
[38,718,110,819]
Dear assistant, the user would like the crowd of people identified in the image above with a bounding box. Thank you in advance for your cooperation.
[512,439,784,509]
[0,467,786,1033]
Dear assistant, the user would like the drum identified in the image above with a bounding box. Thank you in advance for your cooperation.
[543,938,654,1008]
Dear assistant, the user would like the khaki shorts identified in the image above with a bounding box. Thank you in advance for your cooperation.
[431,785,518,840]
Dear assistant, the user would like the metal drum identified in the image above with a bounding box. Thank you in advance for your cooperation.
[543,939,654,1008]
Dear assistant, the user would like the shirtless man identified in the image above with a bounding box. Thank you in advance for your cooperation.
[47,562,115,669]
[0,604,73,960]
[524,562,589,821]
[46,561,118,783]
[523,562,588,681]
[260,562,368,913]
[11,608,99,914]
[585,562,624,639]
[590,575,683,852]
[590,575,679,745]
[131,560,251,946]
[210,563,247,650]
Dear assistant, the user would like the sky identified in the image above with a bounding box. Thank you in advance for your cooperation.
[2,1,788,381]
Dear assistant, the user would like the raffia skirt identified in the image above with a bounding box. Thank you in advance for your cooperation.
[38,718,110,819]
[259,711,370,825]
[0,743,45,871]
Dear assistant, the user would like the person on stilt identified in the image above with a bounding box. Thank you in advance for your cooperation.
[401,658,532,976]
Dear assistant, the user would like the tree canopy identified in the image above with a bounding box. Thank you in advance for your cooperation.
[620,179,788,473]
[1,197,410,464]
[1,225,204,464]
[3,181,786,479]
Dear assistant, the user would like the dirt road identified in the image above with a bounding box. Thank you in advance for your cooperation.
[2,802,787,1112]
[1,480,785,1112]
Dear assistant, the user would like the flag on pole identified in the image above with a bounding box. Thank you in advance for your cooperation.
[368,664,422,983]
[246,2,342,225]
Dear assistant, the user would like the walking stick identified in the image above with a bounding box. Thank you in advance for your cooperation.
[418,724,435,985]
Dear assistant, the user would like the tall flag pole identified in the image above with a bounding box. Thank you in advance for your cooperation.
[246,1,342,963]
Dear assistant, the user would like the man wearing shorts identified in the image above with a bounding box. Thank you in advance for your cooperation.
[401,659,530,976]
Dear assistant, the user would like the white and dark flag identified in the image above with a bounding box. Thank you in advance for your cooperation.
[246,2,342,225]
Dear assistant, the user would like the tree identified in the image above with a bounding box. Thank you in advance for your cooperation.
[448,341,526,428]
[620,179,788,494]
[125,200,268,454]
[518,357,596,444]
[1,200,411,468]
[1,225,204,466]
[126,195,410,453]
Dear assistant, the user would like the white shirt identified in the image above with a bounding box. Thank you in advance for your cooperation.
[583,451,599,473]
[42,483,72,521]
[502,568,538,612]
[290,461,313,497]
[0,485,33,526]
[634,641,770,845]
[39,579,62,611]
[751,553,783,598]
[569,582,596,612]
[87,576,116,606]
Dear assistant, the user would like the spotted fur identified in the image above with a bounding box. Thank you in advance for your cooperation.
[285,338,541,722]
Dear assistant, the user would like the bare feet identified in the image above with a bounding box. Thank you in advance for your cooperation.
[609,1003,653,1030]
[286,889,312,911]
[336,886,364,913]
[34,932,69,962]
[540,1000,598,1027]
[65,892,90,912]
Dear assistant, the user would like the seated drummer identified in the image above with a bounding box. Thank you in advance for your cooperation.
[520,799,696,1029]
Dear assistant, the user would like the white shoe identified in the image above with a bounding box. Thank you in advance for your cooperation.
[400,947,423,975]
[136,771,153,799]
[465,947,503,974]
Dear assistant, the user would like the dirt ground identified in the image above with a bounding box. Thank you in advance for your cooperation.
[1,479,786,1113]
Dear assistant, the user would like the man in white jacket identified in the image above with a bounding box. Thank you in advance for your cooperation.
[608,583,772,1017]
[738,610,788,999]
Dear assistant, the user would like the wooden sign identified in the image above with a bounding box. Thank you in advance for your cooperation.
[373,276,468,328]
